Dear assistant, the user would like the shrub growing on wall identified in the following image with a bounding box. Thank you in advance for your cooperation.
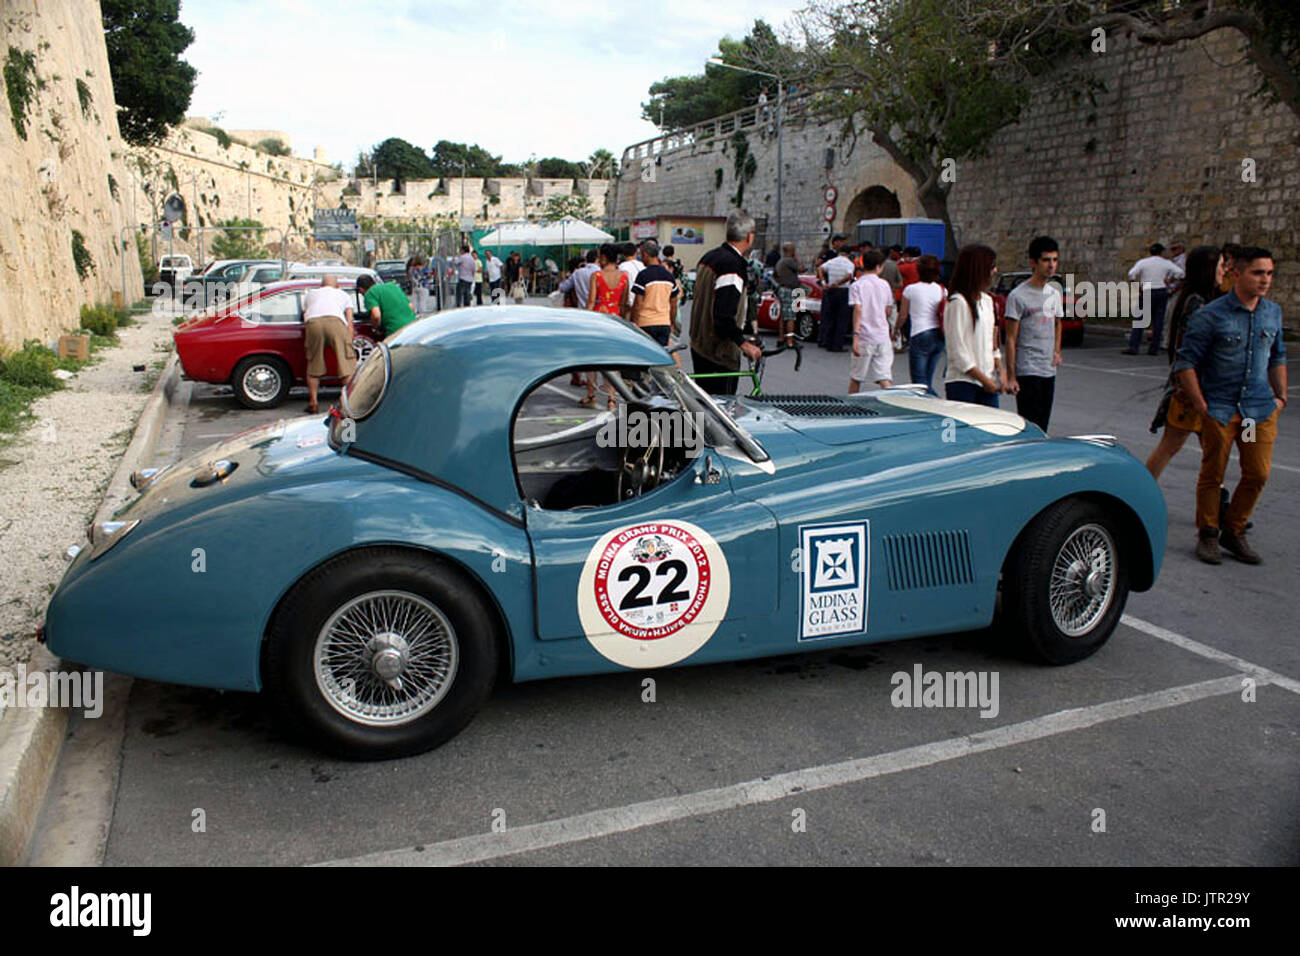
[71,230,96,279]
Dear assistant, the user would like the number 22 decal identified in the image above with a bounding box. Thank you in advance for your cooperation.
[617,560,690,609]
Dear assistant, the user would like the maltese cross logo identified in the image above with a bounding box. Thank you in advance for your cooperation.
[813,537,856,589]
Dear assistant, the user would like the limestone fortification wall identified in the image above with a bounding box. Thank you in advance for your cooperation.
[613,97,916,262]
[613,28,1299,319]
[0,0,142,349]
[947,28,1299,318]
[347,174,611,223]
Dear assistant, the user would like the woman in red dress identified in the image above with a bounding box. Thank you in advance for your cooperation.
[581,244,629,408]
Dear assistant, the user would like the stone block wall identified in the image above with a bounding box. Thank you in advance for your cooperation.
[0,0,142,348]
[614,28,1299,320]
[948,28,1299,319]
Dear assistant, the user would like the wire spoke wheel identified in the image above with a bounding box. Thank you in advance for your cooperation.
[313,589,458,726]
[1048,523,1116,637]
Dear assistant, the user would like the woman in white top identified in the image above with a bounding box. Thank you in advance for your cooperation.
[898,253,947,396]
[942,244,1003,407]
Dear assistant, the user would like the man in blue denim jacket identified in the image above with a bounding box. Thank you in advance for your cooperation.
[1174,247,1287,564]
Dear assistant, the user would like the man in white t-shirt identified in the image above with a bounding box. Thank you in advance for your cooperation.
[619,243,644,308]
[848,249,895,392]
[302,274,355,413]
[818,247,856,350]
[1124,242,1184,355]
[484,251,503,298]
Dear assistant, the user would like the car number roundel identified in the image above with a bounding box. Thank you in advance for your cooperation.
[577,520,731,668]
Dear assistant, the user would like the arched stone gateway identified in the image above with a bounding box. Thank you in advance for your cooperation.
[841,185,901,236]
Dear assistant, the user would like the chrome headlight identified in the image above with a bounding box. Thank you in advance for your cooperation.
[86,519,140,560]
[190,459,237,487]
[130,466,165,490]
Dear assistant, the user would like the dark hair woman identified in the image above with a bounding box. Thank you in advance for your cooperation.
[1145,244,1225,478]
[941,244,1001,407]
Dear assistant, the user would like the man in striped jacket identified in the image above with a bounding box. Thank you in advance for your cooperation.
[689,211,764,395]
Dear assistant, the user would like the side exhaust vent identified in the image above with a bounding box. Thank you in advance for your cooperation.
[883,530,974,591]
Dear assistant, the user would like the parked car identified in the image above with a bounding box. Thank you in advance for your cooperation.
[993,272,1086,346]
[172,278,383,408]
[181,259,283,310]
[756,275,824,341]
[44,308,1165,759]
[157,254,194,293]
[374,259,411,293]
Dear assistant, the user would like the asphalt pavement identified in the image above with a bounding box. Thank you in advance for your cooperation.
[28,309,1300,866]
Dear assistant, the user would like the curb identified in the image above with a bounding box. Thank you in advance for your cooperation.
[0,349,180,867]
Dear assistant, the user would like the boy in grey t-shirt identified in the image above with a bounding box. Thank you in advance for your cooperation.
[1003,236,1064,432]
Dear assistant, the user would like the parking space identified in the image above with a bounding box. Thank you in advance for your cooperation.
[54,322,1300,866]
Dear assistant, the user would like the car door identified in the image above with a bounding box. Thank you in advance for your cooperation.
[242,290,314,380]
[525,453,779,672]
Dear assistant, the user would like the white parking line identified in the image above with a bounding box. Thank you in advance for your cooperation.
[314,674,1258,868]
[1059,362,1168,380]
[1121,614,1300,695]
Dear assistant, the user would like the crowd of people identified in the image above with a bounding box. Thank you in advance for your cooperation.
[342,212,1285,567]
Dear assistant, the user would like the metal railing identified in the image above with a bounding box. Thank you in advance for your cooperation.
[621,94,808,164]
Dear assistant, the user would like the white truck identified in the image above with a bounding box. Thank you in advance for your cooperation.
[158,254,194,293]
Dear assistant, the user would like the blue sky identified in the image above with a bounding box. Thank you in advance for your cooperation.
[180,0,797,169]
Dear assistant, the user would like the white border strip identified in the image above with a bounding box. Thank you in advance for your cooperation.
[316,674,1252,867]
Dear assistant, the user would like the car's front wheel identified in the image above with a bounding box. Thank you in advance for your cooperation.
[796,312,818,341]
[1001,498,1128,664]
[232,355,292,409]
[263,549,498,759]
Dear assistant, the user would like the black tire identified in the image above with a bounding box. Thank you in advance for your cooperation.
[231,355,292,409]
[797,312,818,341]
[263,548,499,760]
[1064,329,1084,347]
[1001,498,1128,664]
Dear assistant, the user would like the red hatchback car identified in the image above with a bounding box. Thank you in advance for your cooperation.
[174,279,385,408]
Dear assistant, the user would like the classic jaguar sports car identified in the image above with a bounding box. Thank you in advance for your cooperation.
[44,307,1165,759]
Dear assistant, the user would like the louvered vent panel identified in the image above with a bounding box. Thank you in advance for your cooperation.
[883,530,974,591]
[750,394,879,418]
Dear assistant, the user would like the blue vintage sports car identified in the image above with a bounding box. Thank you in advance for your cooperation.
[44,308,1165,759]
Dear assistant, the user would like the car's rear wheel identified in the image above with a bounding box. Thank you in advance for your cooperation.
[797,312,818,341]
[1001,498,1128,664]
[263,549,498,759]
[232,355,292,409]
[1064,328,1084,347]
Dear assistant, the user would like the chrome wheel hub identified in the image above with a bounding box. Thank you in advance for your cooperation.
[313,590,458,726]
[243,365,280,402]
[1049,523,1117,637]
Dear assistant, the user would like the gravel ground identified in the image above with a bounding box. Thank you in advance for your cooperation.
[0,306,174,673]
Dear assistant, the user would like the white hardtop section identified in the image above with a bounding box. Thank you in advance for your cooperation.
[873,391,1028,435]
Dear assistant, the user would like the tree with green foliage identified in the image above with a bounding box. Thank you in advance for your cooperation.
[541,194,594,222]
[102,0,197,146]
[584,148,619,179]
[535,157,582,179]
[779,0,1077,258]
[209,218,269,260]
[429,140,507,177]
[370,137,436,182]
[641,20,783,129]
[255,137,290,156]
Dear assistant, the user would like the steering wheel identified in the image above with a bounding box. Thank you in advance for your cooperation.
[617,418,665,500]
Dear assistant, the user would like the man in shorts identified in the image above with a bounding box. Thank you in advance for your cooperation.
[848,249,895,393]
[302,274,355,414]
[629,239,679,347]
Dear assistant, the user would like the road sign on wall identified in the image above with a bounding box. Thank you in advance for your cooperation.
[315,207,360,241]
